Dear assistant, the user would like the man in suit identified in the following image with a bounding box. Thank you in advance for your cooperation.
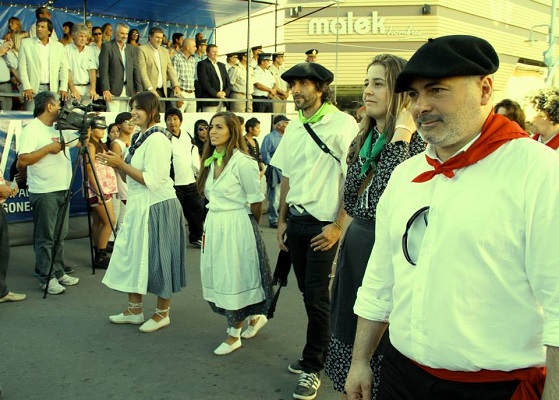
[98,22,142,113]
[138,26,181,111]
[196,44,231,113]
[18,18,69,111]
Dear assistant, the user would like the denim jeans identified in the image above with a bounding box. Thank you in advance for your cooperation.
[0,208,10,297]
[286,214,338,373]
[266,184,279,225]
[29,191,69,284]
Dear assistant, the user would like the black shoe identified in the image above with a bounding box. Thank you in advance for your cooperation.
[106,241,114,253]
[189,239,202,249]
[94,249,110,270]
[288,358,303,374]
[293,372,320,400]
[63,265,75,274]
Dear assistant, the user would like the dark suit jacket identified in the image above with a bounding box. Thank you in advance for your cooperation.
[196,58,231,107]
[99,40,142,96]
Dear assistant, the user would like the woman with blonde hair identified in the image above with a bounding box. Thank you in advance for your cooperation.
[197,112,273,355]
[325,54,425,399]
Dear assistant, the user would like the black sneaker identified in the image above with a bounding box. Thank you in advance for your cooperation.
[189,239,202,249]
[293,372,320,400]
[63,265,75,274]
[288,358,303,374]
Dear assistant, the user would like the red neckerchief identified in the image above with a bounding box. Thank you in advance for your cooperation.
[412,112,528,183]
[532,132,559,150]
[412,360,546,400]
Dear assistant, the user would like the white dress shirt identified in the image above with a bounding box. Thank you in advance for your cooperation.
[355,137,559,371]
[271,110,358,221]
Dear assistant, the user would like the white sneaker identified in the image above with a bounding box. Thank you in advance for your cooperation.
[40,278,66,295]
[58,274,79,286]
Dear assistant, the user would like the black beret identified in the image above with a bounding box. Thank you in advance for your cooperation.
[395,35,499,93]
[281,62,334,84]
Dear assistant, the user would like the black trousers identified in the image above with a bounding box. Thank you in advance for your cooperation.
[253,96,272,113]
[174,183,204,243]
[286,214,338,373]
[378,342,520,400]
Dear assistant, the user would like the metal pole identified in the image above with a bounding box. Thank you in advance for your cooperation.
[334,0,340,104]
[83,0,87,24]
[245,0,252,111]
[545,0,557,85]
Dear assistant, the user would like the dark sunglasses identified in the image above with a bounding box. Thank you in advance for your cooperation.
[402,206,430,266]
[198,126,208,131]
[93,32,102,35]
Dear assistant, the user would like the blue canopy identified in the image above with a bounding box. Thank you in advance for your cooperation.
[3,0,275,29]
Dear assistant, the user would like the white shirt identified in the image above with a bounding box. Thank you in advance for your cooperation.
[66,43,96,84]
[18,118,78,194]
[211,60,223,91]
[171,131,200,186]
[38,40,50,83]
[355,138,559,371]
[271,110,357,221]
[149,44,164,88]
[253,66,275,97]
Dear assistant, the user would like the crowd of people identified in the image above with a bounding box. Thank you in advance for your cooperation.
[1,11,558,400]
[0,6,325,113]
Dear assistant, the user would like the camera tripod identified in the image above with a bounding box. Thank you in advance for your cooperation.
[41,125,117,298]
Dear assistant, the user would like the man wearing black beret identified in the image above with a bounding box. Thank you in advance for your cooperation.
[346,35,559,400]
[270,63,358,400]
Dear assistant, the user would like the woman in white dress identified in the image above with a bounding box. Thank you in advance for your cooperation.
[197,112,273,355]
[97,91,187,333]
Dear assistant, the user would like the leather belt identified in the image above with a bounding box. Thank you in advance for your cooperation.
[123,81,127,85]
[180,89,194,93]
[74,83,90,86]
[39,83,50,85]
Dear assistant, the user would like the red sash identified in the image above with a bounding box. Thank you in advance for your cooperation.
[413,113,528,183]
[532,133,559,150]
[413,361,546,400]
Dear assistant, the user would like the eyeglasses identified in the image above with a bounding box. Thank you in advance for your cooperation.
[93,32,102,36]
[402,206,430,266]
[123,120,135,126]
[198,126,208,131]
[132,33,139,36]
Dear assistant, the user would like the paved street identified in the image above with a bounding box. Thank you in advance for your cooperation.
[1,219,339,400]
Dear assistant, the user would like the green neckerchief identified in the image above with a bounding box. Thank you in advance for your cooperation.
[358,128,387,178]
[204,149,226,167]
[299,102,337,125]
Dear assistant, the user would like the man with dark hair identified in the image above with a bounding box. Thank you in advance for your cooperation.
[165,107,204,248]
[28,6,58,41]
[17,91,82,294]
[271,63,358,400]
[197,44,231,112]
[138,26,181,111]
[19,18,69,111]
[171,33,184,53]
[99,22,142,113]
[346,35,559,400]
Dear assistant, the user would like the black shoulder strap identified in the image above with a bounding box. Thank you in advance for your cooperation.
[303,123,340,163]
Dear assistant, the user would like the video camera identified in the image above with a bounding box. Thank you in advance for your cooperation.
[56,101,107,132]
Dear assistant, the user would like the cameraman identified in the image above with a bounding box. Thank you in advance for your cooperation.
[17,91,86,295]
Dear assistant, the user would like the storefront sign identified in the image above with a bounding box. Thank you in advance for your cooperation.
[308,11,421,37]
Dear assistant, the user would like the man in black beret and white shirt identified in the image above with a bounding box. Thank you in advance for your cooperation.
[271,62,358,400]
[346,35,559,400]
